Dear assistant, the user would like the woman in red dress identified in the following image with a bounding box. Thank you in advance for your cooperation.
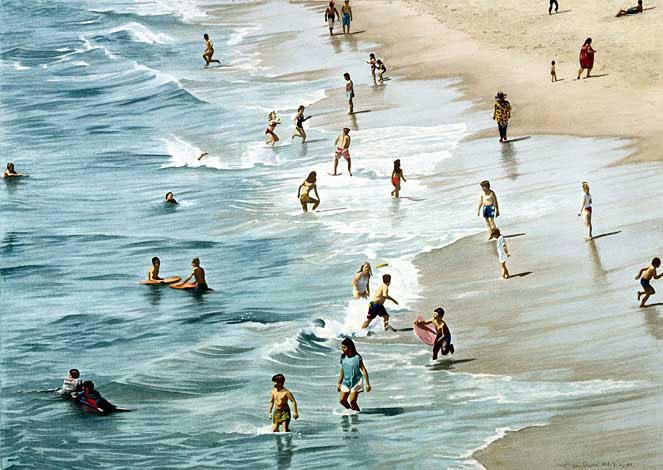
[577,37,596,79]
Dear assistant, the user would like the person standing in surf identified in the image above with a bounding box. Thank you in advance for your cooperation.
[337,338,371,411]
[477,180,500,239]
[352,262,372,299]
[362,274,398,330]
[367,53,377,83]
[344,73,355,114]
[178,258,209,291]
[297,171,320,212]
[333,128,352,176]
[265,111,281,147]
[291,106,311,143]
[577,38,596,79]
[492,92,511,142]
[202,34,221,67]
[414,307,455,360]
[325,1,340,35]
[390,159,406,198]
[577,181,593,240]
[376,59,387,84]
[269,374,299,432]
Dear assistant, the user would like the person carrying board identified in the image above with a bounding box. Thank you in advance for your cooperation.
[414,307,454,360]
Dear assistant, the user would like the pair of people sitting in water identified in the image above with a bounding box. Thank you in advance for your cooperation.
[148,257,210,291]
[57,369,126,413]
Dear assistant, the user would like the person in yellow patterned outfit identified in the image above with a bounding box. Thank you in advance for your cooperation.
[492,92,512,142]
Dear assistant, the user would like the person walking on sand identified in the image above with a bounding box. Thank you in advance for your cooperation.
[549,0,559,15]
[577,38,596,79]
[492,228,510,279]
[344,73,355,114]
[577,181,593,240]
[341,0,353,34]
[269,374,299,432]
[636,257,662,308]
[265,111,281,147]
[477,180,500,238]
[551,60,557,82]
[414,307,455,360]
[202,34,221,67]
[391,159,406,198]
[297,171,320,212]
[325,1,340,35]
[492,92,511,142]
[352,262,372,299]
[291,106,311,143]
[362,274,398,330]
[337,338,371,412]
[333,128,352,176]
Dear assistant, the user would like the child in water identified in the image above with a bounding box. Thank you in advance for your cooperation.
[202,34,221,67]
[477,180,500,239]
[178,258,209,291]
[269,374,299,432]
[265,111,281,147]
[414,307,455,360]
[337,338,371,411]
[376,59,387,84]
[367,53,377,82]
[636,257,662,308]
[551,60,557,82]
[164,192,178,204]
[291,105,311,143]
[59,369,82,396]
[390,159,406,198]
[297,171,320,212]
[4,163,28,178]
[492,228,510,279]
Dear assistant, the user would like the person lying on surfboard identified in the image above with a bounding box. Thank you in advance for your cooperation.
[177,257,209,292]
[414,307,454,360]
[76,381,130,413]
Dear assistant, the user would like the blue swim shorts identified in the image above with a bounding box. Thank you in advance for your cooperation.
[342,13,351,26]
[483,205,496,218]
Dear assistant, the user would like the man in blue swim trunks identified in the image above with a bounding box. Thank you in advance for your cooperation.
[362,274,398,331]
[341,0,353,34]
[477,180,500,239]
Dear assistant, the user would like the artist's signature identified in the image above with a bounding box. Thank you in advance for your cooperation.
[558,462,633,469]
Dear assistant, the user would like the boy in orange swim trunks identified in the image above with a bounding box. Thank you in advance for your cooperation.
[333,127,352,176]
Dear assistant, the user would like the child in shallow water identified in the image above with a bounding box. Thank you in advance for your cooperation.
[414,307,455,360]
[265,111,281,147]
[390,159,406,198]
[376,59,387,84]
[269,374,299,432]
[337,338,371,411]
[59,368,82,396]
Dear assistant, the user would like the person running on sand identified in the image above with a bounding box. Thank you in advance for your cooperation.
[362,274,398,330]
[577,181,593,240]
[333,128,352,176]
[297,171,320,212]
[352,262,372,299]
[492,92,511,142]
[164,192,178,204]
[492,228,510,279]
[269,374,299,432]
[341,0,353,34]
[390,159,406,198]
[577,38,596,79]
[337,338,371,412]
[202,34,221,67]
[4,163,28,178]
[477,180,500,239]
[376,59,387,84]
[178,258,209,292]
[344,73,355,114]
[325,1,340,35]
[414,307,455,360]
[616,0,643,16]
[265,111,281,147]
[367,53,377,83]
[549,0,559,15]
[147,257,163,281]
[291,106,311,142]
[636,257,662,308]
[551,60,557,82]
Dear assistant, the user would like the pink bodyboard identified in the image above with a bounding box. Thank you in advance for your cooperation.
[414,316,437,346]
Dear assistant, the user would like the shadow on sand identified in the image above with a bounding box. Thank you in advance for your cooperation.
[589,231,621,240]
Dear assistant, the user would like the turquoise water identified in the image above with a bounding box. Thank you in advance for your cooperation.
[0,1,642,468]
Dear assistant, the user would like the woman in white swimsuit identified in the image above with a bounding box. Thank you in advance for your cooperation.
[577,181,593,240]
[352,262,372,299]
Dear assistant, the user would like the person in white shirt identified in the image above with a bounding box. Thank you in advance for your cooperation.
[59,369,82,396]
[492,228,510,279]
[577,181,593,240]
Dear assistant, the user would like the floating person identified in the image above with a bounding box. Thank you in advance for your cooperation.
[269,374,299,432]
[367,53,377,83]
[492,92,511,142]
[414,307,455,360]
[352,262,372,299]
[148,257,163,281]
[577,181,593,240]
[58,369,83,396]
[202,33,221,67]
[291,106,311,143]
[551,60,557,82]
[376,59,387,84]
[177,257,209,292]
[344,72,355,115]
[4,163,28,178]
[636,257,662,308]
[477,180,500,239]
[341,0,353,34]
[297,171,320,212]
[164,192,178,205]
[325,1,340,35]
[337,338,371,411]
[549,0,559,14]
[577,38,596,79]
[492,228,510,279]
[390,159,406,198]
[333,128,352,176]
[362,274,398,330]
[265,111,281,147]
[76,381,131,413]
[616,0,643,16]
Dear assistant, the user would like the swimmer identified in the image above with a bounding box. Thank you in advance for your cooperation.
[390,159,406,198]
[265,111,281,147]
[269,374,299,432]
[202,33,221,67]
[367,53,377,83]
[341,0,353,34]
[352,262,372,299]
[333,128,352,176]
[147,257,163,281]
[577,181,592,240]
[376,59,387,84]
[325,1,340,35]
[4,163,28,178]
[636,257,662,307]
[76,381,129,413]
[414,307,455,360]
[297,171,320,212]
[362,274,398,330]
[291,105,311,143]
[164,192,178,205]
[178,257,209,292]
[337,338,371,411]
[344,73,354,115]
[477,180,500,239]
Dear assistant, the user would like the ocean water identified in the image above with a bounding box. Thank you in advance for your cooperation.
[0,0,643,469]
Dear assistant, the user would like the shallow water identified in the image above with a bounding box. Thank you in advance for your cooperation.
[0,0,643,469]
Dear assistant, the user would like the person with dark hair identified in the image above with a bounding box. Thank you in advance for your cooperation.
[577,38,596,79]
[636,257,662,307]
[177,258,209,291]
[477,180,500,239]
[376,59,387,84]
[367,53,377,83]
[147,257,163,281]
[291,105,311,142]
[325,1,340,35]
[390,159,406,198]
[333,128,352,176]
[549,0,559,15]
[362,274,398,330]
[415,308,455,359]
[337,338,371,411]
[297,171,320,212]
[4,162,28,178]
[341,0,353,34]
[492,228,510,279]
[76,381,118,413]
[269,374,299,432]
[202,33,221,67]
[343,73,354,114]
[59,369,82,396]
[492,92,511,142]
[164,192,178,204]
[616,0,643,16]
